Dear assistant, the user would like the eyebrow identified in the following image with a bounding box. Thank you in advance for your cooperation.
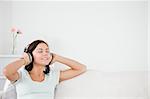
[36,48,49,50]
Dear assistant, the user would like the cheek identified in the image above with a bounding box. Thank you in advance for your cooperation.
[33,54,42,62]
[33,54,50,65]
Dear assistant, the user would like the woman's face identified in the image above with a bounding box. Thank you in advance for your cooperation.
[32,43,52,66]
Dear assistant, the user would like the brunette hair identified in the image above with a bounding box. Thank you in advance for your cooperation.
[24,40,53,74]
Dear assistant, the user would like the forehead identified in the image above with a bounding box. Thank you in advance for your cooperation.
[35,43,49,49]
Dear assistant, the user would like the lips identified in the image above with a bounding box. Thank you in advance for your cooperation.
[41,57,49,60]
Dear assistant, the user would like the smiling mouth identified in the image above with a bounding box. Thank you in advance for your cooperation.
[41,58,49,60]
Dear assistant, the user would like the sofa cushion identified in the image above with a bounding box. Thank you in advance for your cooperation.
[55,70,103,98]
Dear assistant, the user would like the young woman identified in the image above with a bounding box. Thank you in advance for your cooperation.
[3,40,86,99]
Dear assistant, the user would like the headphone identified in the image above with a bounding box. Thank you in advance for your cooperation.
[24,44,53,65]
[24,44,29,53]
[24,44,33,63]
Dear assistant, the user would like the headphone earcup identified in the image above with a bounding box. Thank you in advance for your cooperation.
[27,53,33,63]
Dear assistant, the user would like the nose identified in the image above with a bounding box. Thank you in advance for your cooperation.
[43,51,50,56]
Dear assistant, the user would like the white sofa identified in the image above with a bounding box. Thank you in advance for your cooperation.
[0,70,147,99]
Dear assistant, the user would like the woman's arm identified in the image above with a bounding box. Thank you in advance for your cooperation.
[3,53,30,81]
[52,53,87,82]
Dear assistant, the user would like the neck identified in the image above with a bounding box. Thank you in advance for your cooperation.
[29,64,45,76]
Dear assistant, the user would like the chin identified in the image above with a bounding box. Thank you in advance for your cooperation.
[41,62,50,66]
[40,60,48,63]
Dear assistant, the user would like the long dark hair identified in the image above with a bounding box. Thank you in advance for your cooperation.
[24,40,53,74]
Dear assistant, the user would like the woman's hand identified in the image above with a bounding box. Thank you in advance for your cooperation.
[48,53,57,65]
[21,52,32,65]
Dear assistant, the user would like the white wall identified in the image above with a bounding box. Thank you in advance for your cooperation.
[0,1,148,98]
[0,1,147,72]
[148,0,150,98]
[0,1,12,55]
